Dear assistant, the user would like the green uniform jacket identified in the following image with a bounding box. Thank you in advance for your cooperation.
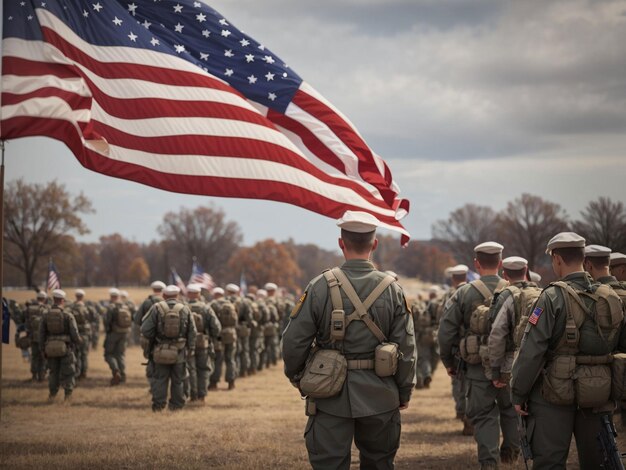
[187,299,222,341]
[39,307,81,352]
[282,259,416,418]
[511,272,626,405]
[141,299,197,363]
[438,274,505,381]
[135,294,163,326]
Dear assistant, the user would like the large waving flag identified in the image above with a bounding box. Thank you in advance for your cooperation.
[1,1,410,244]
[189,259,214,291]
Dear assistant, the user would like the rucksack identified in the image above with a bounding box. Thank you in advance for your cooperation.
[72,302,89,327]
[509,284,543,347]
[219,302,238,328]
[46,307,66,335]
[157,302,185,339]
[192,311,204,334]
[116,304,132,329]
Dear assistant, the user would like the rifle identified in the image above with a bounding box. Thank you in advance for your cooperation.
[517,415,532,470]
[598,414,626,470]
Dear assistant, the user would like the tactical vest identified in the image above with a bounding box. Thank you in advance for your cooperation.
[26,304,44,342]
[46,306,68,337]
[71,302,91,335]
[502,283,542,348]
[156,301,186,340]
[112,303,132,333]
[219,302,238,328]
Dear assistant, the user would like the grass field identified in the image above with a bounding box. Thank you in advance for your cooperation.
[0,287,623,469]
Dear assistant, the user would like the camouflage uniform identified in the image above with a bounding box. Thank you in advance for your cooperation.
[210,297,238,388]
[24,301,48,381]
[250,297,267,373]
[231,295,253,377]
[86,301,103,349]
[135,293,163,392]
[414,299,439,388]
[69,300,92,378]
[261,298,280,368]
[103,300,132,383]
[186,299,221,400]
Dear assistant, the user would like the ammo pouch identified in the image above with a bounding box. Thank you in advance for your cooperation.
[196,333,209,350]
[375,342,399,377]
[237,325,251,339]
[541,355,576,405]
[221,327,237,345]
[264,323,278,337]
[459,335,482,364]
[514,315,529,348]
[153,342,179,365]
[612,353,626,401]
[300,348,347,399]
[469,305,491,336]
[575,362,612,408]
[45,339,68,358]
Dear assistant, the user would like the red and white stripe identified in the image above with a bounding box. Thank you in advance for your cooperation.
[1,9,410,244]
[47,270,61,291]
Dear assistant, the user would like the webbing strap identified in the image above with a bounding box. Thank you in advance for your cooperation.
[323,270,344,312]
[470,280,493,301]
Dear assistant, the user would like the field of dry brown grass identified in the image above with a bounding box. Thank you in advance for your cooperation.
[0,287,624,469]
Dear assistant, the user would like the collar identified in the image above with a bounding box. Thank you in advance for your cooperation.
[598,275,619,285]
[341,259,376,271]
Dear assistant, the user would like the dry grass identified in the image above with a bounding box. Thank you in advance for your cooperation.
[1,288,624,469]
[4,287,152,306]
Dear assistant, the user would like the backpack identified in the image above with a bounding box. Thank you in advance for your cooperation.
[157,302,185,339]
[509,284,543,347]
[192,310,204,334]
[46,307,66,335]
[219,302,238,328]
[115,304,132,331]
[72,302,89,327]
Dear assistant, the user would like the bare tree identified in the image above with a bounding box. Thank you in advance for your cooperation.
[496,193,569,269]
[158,205,242,282]
[3,179,93,287]
[572,197,626,253]
[98,234,140,286]
[432,204,499,265]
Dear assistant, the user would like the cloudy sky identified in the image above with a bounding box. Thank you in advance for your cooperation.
[3,0,626,250]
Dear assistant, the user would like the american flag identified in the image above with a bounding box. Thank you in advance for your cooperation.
[47,259,61,291]
[170,267,187,295]
[528,306,543,326]
[1,1,410,244]
[189,259,214,291]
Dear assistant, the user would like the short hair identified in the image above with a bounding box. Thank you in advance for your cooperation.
[503,267,526,280]
[340,229,376,254]
[476,252,501,269]
[451,274,466,283]
[585,256,610,270]
[553,247,584,265]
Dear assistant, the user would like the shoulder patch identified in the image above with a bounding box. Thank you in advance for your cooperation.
[290,292,307,318]
[528,306,543,325]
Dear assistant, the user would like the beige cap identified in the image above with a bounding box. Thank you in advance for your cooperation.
[151,280,166,291]
[212,287,225,296]
[225,283,240,293]
[336,210,378,233]
[584,244,611,258]
[120,290,129,298]
[474,241,504,254]
[546,232,585,255]
[52,289,66,299]
[264,282,278,291]
[529,271,542,283]
[109,288,121,297]
[75,289,85,297]
[610,252,626,267]
[449,264,469,276]
[164,285,180,296]
[502,256,528,270]
[256,289,268,298]
[36,291,48,299]
[187,284,201,294]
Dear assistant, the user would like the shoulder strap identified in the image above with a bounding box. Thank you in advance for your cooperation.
[323,269,343,312]
[470,279,492,301]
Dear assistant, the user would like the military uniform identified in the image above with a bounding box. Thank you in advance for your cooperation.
[261,296,280,368]
[283,258,416,470]
[231,293,253,377]
[135,287,164,391]
[24,298,48,381]
[103,291,133,384]
[210,295,238,389]
[141,291,196,411]
[250,295,268,373]
[70,297,92,379]
[86,300,102,349]
[414,297,439,388]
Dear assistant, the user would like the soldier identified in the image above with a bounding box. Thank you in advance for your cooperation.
[120,290,138,346]
[86,300,103,350]
[103,288,133,386]
[135,281,165,391]
[226,284,253,378]
[414,287,440,389]
[265,282,293,360]
[141,285,196,411]
[247,290,266,374]
[40,289,81,403]
[529,270,542,286]
[611,252,626,281]
[209,287,238,391]
[261,288,280,369]
[282,210,416,470]
[70,289,92,379]
[185,284,221,402]
[511,232,626,468]
[438,242,518,469]
[23,291,49,382]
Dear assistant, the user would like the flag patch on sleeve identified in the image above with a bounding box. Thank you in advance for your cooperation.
[528,307,544,325]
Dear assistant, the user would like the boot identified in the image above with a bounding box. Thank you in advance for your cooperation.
[462,416,474,436]
[480,462,498,470]
[248,368,256,376]
[64,391,72,405]
[197,396,205,403]
[120,374,126,384]
[423,376,432,389]
[208,382,218,391]
[228,381,235,391]
[456,412,465,421]
[500,447,520,464]
[110,370,121,386]
[47,393,57,404]
[240,369,247,378]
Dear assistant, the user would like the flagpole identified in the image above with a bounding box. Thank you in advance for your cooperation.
[1,140,6,422]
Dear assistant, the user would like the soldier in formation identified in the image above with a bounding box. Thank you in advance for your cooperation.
[414,287,440,389]
[261,287,281,369]
[209,286,239,391]
[70,289,92,379]
[23,291,49,382]
[103,288,133,385]
[136,280,166,393]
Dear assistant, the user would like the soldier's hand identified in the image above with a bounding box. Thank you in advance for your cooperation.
[514,404,529,416]
[492,379,507,389]
[446,367,456,377]
[399,402,409,411]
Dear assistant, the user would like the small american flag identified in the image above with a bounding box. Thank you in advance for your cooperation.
[1,0,410,244]
[47,260,61,291]
[528,306,544,326]
[170,267,187,296]
[189,259,214,291]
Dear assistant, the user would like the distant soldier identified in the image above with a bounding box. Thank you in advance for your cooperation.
[86,300,103,349]
[225,283,253,378]
[528,270,542,286]
[103,288,133,385]
[185,284,221,402]
[120,290,138,346]
[264,282,284,365]
[70,289,92,379]
[414,287,440,389]
[141,285,196,411]
[24,291,49,382]
[136,280,165,391]
[40,289,81,403]
[611,252,626,281]
[209,287,238,391]
[246,291,264,375]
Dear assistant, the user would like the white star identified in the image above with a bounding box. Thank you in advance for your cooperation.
[196,13,206,23]
[20,2,25,6]
[174,23,184,33]
[258,44,266,51]
[83,9,89,17]
[128,32,138,42]
[112,17,122,26]
[128,3,137,16]
[41,2,46,7]
[221,29,231,38]
[240,39,250,47]
[27,14,33,20]
[199,52,209,61]
[268,93,277,102]
[263,55,275,64]
[247,75,257,84]
[224,69,234,77]
[7,16,13,21]
[265,72,275,81]
[245,54,255,63]
[142,20,151,29]
[173,3,183,13]
[219,19,228,26]
[194,1,202,7]
[92,2,102,12]
[174,44,186,54]
[150,37,160,46]
[202,29,210,38]
[224,49,234,58]
[282,72,288,78]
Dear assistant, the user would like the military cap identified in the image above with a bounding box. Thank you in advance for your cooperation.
[264,282,278,291]
[36,291,48,299]
[584,244,611,258]
[120,290,129,298]
[186,284,201,294]
[256,289,268,298]
[429,286,439,295]
[52,289,66,299]
[151,280,166,291]
[225,283,240,293]
[449,264,469,275]
[502,256,528,270]
[163,285,180,296]
[212,287,225,296]
[109,288,121,297]
[474,241,504,254]
[529,271,542,283]
[610,252,626,267]
[336,210,378,233]
[545,232,585,255]
[75,289,86,297]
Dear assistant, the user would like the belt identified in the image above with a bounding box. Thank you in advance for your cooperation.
[347,359,375,370]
